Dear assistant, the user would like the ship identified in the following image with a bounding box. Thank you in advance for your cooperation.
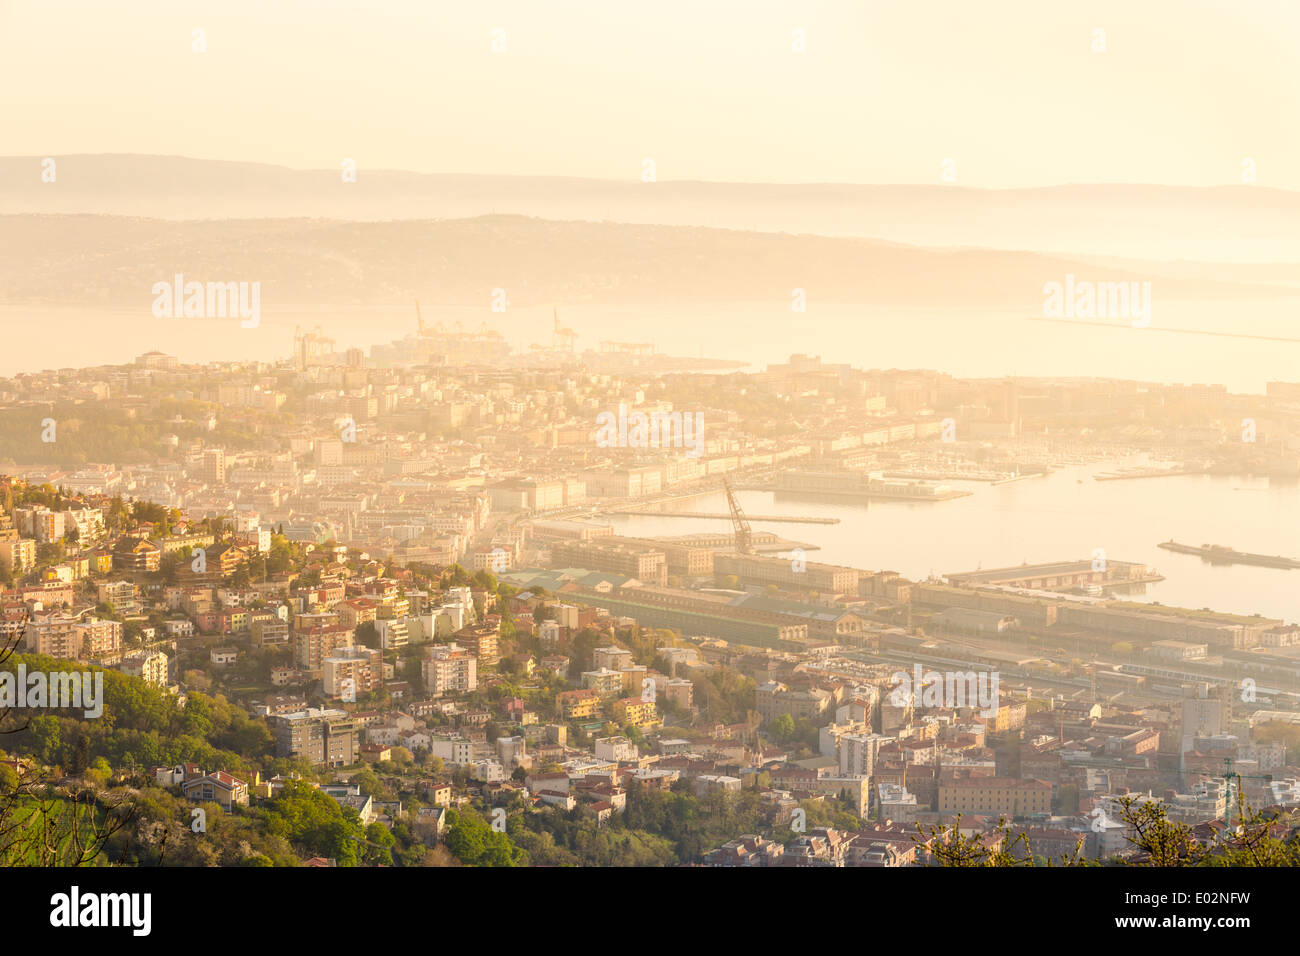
[774,469,972,501]
[1157,540,1300,570]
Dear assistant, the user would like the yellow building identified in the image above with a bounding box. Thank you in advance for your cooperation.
[983,700,1028,733]
[611,697,660,728]
[558,689,601,720]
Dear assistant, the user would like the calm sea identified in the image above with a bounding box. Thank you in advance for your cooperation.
[4,300,1300,393]
[604,458,1300,625]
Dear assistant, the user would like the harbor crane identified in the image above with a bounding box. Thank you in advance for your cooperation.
[723,476,754,555]
[552,306,577,352]
[415,299,446,336]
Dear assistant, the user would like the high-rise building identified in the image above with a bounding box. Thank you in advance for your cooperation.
[323,647,381,699]
[840,733,887,777]
[203,448,226,485]
[294,623,355,673]
[0,538,36,574]
[423,643,478,695]
[454,623,500,665]
[15,506,65,543]
[1181,683,1230,763]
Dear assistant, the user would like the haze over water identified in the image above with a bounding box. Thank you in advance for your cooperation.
[6,300,1300,394]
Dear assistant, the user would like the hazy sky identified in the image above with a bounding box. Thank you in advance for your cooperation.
[2,0,1298,187]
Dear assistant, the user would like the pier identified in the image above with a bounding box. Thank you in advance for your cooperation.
[881,470,1045,485]
[1095,467,1204,481]
[602,510,839,525]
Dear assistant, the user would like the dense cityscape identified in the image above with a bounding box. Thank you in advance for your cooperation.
[3,328,1300,870]
[4,5,1297,942]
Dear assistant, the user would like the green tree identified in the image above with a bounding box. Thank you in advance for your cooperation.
[442,808,527,867]
[768,713,794,743]
[362,822,396,866]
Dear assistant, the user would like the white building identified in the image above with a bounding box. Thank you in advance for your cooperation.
[119,649,170,688]
[423,643,477,695]
[375,617,409,651]
[594,736,638,763]
[429,736,475,766]
[472,758,506,782]
[840,733,887,777]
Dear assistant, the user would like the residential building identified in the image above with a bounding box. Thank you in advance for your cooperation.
[119,649,170,687]
[272,708,360,767]
[422,643,477,695]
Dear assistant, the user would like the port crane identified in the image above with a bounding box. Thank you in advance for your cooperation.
[552,306,577,352]
[415,299,446,336]
[723,476,754,555]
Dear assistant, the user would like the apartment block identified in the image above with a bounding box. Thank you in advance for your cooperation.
[23,616,81,658]
[294,624,356,673]
[582,668,626,696]
[422,643,478,696]
[454,623,499,665]
[0,538,36,574]
[611,697,659,727]
[593,645,634,671]
[119,649,170,687]
[429,736,475,766]
[323,647,382,699]
[272,708,359,767]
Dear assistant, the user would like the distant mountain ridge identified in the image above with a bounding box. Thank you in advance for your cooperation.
[2,154,1298,261]
[0,213,1290,310]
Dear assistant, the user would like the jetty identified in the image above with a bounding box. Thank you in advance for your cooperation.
[604,511,839,525]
